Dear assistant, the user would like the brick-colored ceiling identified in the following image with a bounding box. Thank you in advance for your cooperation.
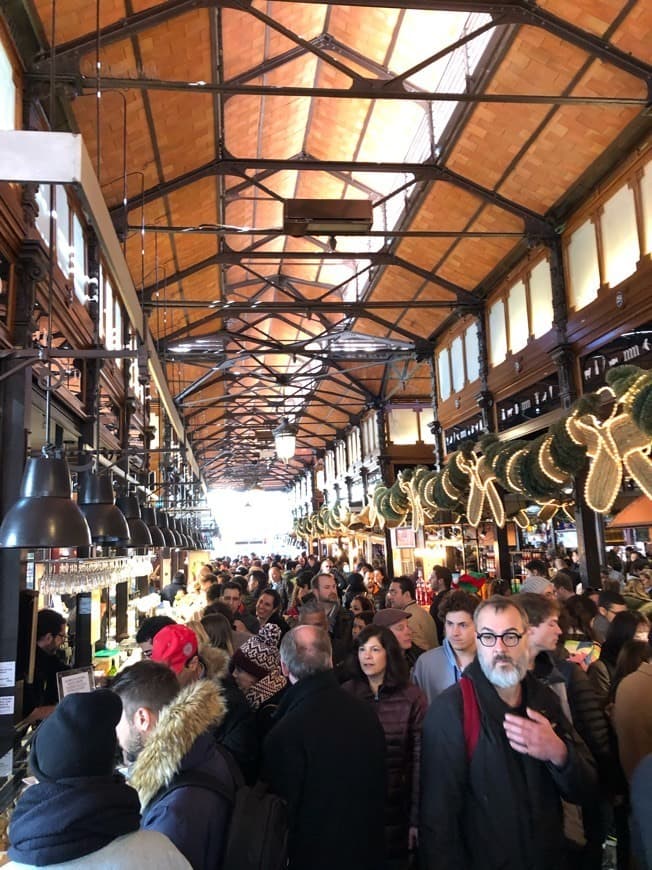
[27,0,652,489]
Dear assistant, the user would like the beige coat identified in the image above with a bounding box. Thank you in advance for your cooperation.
[405,601,439,651]
[613,661,652,781]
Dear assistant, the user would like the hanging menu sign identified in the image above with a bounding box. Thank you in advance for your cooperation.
[497,374,561,432]
[581,322,652,392]
[444,413,485,452]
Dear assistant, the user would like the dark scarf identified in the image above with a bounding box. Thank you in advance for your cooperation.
[9,774,140,866]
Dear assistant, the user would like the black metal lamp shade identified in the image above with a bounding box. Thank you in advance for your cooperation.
[78,473,130,545]
[157,512,178,547]
[0,455,92,548]
[116,497,153,548]
[141,507,166,546]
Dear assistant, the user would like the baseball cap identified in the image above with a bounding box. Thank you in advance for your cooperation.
[373,608,412,628]
[151,623,198,674]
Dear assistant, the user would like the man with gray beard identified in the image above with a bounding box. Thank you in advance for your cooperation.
[419,596,597,870]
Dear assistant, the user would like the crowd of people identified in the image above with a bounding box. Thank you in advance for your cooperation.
[5,549,652,869]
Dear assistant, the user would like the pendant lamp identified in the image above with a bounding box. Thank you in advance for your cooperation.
[141,507,166,546]
[78,472,130,545]
[0,452,92,548]
[157,512,178,547]
[116,495,153,548]
[273,417,297,464]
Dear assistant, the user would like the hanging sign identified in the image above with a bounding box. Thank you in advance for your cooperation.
[497,374,561,432]
[581,323,652,392]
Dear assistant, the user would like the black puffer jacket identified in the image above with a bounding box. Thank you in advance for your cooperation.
[554,656,617,789]
[343,678,427,859]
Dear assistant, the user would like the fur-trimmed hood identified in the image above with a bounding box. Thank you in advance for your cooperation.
[129,679,227,809]
[199,644,229,680]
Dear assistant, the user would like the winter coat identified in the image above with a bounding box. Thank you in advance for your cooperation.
[419,656,597,870]
[199,644,259,782]
[160,578,185,604]
[587,657,615,707]
[342,678,427,858]
[550,655,616,790]
[613,661,652,781]
[5,830,191,870]
[329,605,354,666]
[129,679,238,870]
[8,774,141,867]
[630,753,652,870]
[404,601,439,651]
[413,638,465,704]
[263,670,386,870]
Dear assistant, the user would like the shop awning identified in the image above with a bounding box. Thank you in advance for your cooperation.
[607,496,652,529]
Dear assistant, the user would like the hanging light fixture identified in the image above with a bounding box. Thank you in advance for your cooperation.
[141,506,166,546]
[0,181,93,549]
[0,449,92,548]
[156,511,178,547]
[77,471,130,545]
[273,417,298,464]
[116,495,153,548]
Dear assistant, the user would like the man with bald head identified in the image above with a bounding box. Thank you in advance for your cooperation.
[263,626,386,870]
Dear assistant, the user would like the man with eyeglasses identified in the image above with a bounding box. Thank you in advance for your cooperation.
[23,609,71,722]
[420,595,597,870]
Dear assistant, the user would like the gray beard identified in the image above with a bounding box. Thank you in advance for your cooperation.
[479,652,527,689]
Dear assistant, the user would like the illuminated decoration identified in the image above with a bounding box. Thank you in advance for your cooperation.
[567,387,652,514]
[457,449,506,528]
[273,417,298,464]
[538,436,569,485]
[537,500,576,523]
[290,365,652,539]
[398,468,425,531]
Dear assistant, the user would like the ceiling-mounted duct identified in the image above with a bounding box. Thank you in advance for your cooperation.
[283,199,373,237]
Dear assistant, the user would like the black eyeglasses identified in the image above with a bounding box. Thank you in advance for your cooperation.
[476,631,524,648]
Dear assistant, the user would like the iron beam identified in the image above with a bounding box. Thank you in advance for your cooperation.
[30,72,648,107]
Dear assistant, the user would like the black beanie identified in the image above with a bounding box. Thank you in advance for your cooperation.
[30,689,123,783]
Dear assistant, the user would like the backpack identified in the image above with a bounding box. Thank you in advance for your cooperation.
[159,771,288,870]
[460,674,480,760]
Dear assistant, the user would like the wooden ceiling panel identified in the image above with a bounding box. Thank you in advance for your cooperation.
[224,95,264,156]
[396,181,494,271]
[33,0,125,44]
[437,210,521,289]
[537,0,625,34]
[125,229,173,290]
[371,266,428,307]
[610,1,652,62]
[134,10,213,82]
[165,177,219,228]
[399,308,449,340]
[73,91,159,211]
[498,65,643,212]
[328,6,400,65]
[148,90,215,179]
[486,27,588,96]
[306,94,370,161]
[221,10,268,80]
[252,1,327,58]
[295,172,346,199]
[257,96,313,159]
[173,234,218,274]
[445,102,550,190]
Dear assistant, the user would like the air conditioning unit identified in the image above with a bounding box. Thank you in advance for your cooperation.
[283,199,373,236]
